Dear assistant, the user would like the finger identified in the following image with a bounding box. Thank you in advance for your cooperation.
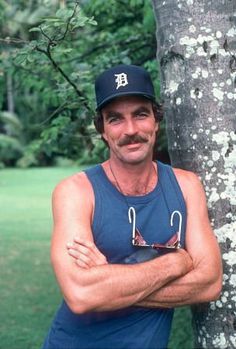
[73,237,108,264]
[75,258,90,269]
[66,242,75,250]
[67,247,80,260]
[67,245,98,268]
[70,241,99,265]
[73,237,94,250]
[77,251,97,268]
[67,242,84,259]
[68,247,96,268]
[67,241,94,259]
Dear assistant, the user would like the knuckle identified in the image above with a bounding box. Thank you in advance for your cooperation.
[86,240,93,246]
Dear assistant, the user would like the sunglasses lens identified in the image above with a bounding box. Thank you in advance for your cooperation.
[133,230,180,250]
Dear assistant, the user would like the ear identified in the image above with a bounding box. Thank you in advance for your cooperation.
[155,122,159,133]
[102,131,108,142]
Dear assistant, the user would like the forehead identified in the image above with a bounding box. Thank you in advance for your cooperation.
[101,95,152,114]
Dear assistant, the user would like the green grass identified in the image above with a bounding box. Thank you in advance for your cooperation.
[0,167,193,349]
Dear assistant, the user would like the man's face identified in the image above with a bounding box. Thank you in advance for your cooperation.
[102,96,159,165]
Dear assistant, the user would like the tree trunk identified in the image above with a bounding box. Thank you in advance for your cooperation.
[6,72,14,113]
[152,0,236,348]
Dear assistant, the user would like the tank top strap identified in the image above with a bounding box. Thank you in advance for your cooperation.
[84,164,104,181]
[85,163,186,214]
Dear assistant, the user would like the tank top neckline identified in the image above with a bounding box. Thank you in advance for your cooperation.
[98,160,164,205]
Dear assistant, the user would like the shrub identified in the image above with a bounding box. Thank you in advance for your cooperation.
[0,134,23,166]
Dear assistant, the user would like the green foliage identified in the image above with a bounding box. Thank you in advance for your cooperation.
[0,0,166,167]
[0,110,25,166]
[16,140,43,168]
[0,134,23,165]
[78,137,109,165]
[0,111,23,136]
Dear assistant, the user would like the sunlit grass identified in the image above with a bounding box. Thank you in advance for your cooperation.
[0,167,79,349]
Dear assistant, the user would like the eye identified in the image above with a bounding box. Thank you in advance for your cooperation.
[107,116,122,124]
[134,107,151,119]
[136,112,149,119]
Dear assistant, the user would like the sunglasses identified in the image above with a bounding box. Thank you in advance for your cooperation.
[128,207,182,250]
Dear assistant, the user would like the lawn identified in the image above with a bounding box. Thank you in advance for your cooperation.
[0,167,193,349]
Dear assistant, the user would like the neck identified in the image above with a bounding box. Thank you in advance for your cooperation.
[106,159,157,196]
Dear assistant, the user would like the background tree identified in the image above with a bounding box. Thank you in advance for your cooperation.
[152,0,236,347]
[0,0,66,166]
[0,0,168,167]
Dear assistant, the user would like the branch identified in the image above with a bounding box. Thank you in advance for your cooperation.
[35,44,91,112]
[33,2,92,113]
[0,37,29,45]
[39,26,55,44]
[56,1,80,42]
[31,101,68,129]
[61,33,155,64]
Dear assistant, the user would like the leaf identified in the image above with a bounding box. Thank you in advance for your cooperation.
[26,55,35,63]
[88,18,97,26]
[29,27,41,33]
[55,8,74,20]
[61,48,73,53]
[0,111,23,131]
[14,53,28,65]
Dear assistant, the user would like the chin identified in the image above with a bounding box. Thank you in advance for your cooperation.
[119,153,151,165]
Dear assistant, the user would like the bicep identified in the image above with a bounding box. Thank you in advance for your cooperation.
[50,176,94,308]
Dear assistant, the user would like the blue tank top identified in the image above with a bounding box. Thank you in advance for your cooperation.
[42,161,186,349]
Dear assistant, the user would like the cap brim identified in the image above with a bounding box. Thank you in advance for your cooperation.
[96,92,156,110]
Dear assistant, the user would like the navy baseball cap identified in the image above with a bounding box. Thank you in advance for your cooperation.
[95,64,156,110]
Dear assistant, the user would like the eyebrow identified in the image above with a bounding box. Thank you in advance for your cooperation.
[132,106,151,115]
[103,104,152,122]
[103,111,122,121]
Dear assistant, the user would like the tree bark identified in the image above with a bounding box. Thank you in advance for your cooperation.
[152,0,236,348]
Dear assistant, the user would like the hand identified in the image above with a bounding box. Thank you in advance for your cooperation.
[67,237,108,269]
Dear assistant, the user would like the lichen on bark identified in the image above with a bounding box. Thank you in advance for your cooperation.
[152,0,236,347]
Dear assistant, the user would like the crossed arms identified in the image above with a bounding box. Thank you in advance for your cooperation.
[51,169,222,314]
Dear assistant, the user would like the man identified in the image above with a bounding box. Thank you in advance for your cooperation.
[42,64,222,349]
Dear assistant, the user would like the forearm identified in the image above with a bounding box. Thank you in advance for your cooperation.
[67,251,192,313]
[136,266,222,308]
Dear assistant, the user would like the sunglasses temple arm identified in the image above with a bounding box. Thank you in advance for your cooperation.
[128,207,136,242]
[170,210,182,248]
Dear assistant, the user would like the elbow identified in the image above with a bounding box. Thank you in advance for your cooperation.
[199,259,223,303]
[67,300,89,315]
[203,275,223,303]
[65,287,96,315]
[209,278,223,301]
[210,266,223,301]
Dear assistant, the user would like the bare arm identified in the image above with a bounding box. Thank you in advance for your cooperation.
[51,172,193,314]
[136,170,222,308]
[68,171,222,309]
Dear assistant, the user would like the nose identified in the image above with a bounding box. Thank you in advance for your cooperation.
[124,118,138,136]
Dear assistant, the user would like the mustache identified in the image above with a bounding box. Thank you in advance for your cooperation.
[118,134,148,147]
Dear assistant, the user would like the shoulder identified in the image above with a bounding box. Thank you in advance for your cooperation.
[172,168,206,202]
[173,167,201,187]
[52,171,94,205]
